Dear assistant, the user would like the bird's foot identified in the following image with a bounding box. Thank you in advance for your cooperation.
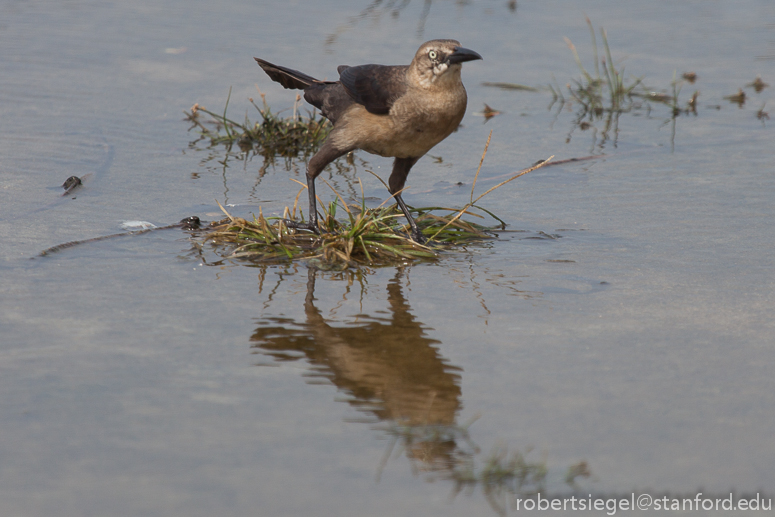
[410,230,428,245]
[282,219,321,236]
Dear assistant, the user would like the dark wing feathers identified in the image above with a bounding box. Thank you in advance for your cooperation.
[255,58,408,120]
[338,64,408,115]
[303,83,353,124]
[254,58,321,90]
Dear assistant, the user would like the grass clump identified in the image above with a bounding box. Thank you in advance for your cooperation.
[547,18,703,150]
[202,190,497,269]
[184,86,330,165]
[553,18,705,119]
[550,18,644,117]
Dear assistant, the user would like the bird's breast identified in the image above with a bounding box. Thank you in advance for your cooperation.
[331,83,467,159]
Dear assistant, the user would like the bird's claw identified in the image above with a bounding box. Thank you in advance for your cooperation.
[282,219,321,235]
[411,231,427,245]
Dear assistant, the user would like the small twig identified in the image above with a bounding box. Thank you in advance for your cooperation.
[223,86,234,140]
[321,179,353,216]
[471,130,492,205]
[428,157,553,243]
[472,157,553,205]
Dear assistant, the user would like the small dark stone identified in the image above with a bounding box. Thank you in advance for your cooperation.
[62,176,82,191]
[179,216,201,229]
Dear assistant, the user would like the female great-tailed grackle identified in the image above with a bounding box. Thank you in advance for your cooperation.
[255,39,482,243]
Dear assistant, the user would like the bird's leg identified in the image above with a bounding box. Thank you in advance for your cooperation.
[394,193,426,244]
[305,174,319,231]
[283,140,349,235]
[283,173,320,234]
[389,157,425,244]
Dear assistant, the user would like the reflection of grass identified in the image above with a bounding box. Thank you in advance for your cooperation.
[198,133,552,269]
[376,416,481,480]
[451,446,548,499]
[376,416,591,517]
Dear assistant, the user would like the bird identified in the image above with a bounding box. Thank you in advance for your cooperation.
[254,39,482,243]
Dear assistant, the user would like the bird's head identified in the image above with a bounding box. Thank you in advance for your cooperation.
[410,39,482,88]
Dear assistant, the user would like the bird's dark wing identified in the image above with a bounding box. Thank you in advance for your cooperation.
[338,64,409,115]
[303,83,353,124]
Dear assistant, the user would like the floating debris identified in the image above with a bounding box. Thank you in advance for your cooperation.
[481,81,539,92]
[121,221,157,231]
[687,91,700,114]
[757,104,769,122]
[631,91,673,103]
[724,88,746,107]
[747,76,769,92]
[481,103,502,120]
[37,217,201,257]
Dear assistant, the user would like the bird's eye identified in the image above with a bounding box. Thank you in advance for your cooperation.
[428,50,437,60]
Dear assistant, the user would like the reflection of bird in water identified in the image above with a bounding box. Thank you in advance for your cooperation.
[250,268,586,503]
[251,267,462,428]
[251,267,468,476]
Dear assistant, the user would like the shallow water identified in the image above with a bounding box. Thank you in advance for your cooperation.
[1,0,774,515]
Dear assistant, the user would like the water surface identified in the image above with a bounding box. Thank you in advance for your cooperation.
[1,1,774,515]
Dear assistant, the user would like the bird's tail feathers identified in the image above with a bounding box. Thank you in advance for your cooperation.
[254,58,320,90]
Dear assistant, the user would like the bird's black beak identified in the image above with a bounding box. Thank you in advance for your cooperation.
[447,46,483,65]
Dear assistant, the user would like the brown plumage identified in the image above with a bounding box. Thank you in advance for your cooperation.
[255,39,482,243]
